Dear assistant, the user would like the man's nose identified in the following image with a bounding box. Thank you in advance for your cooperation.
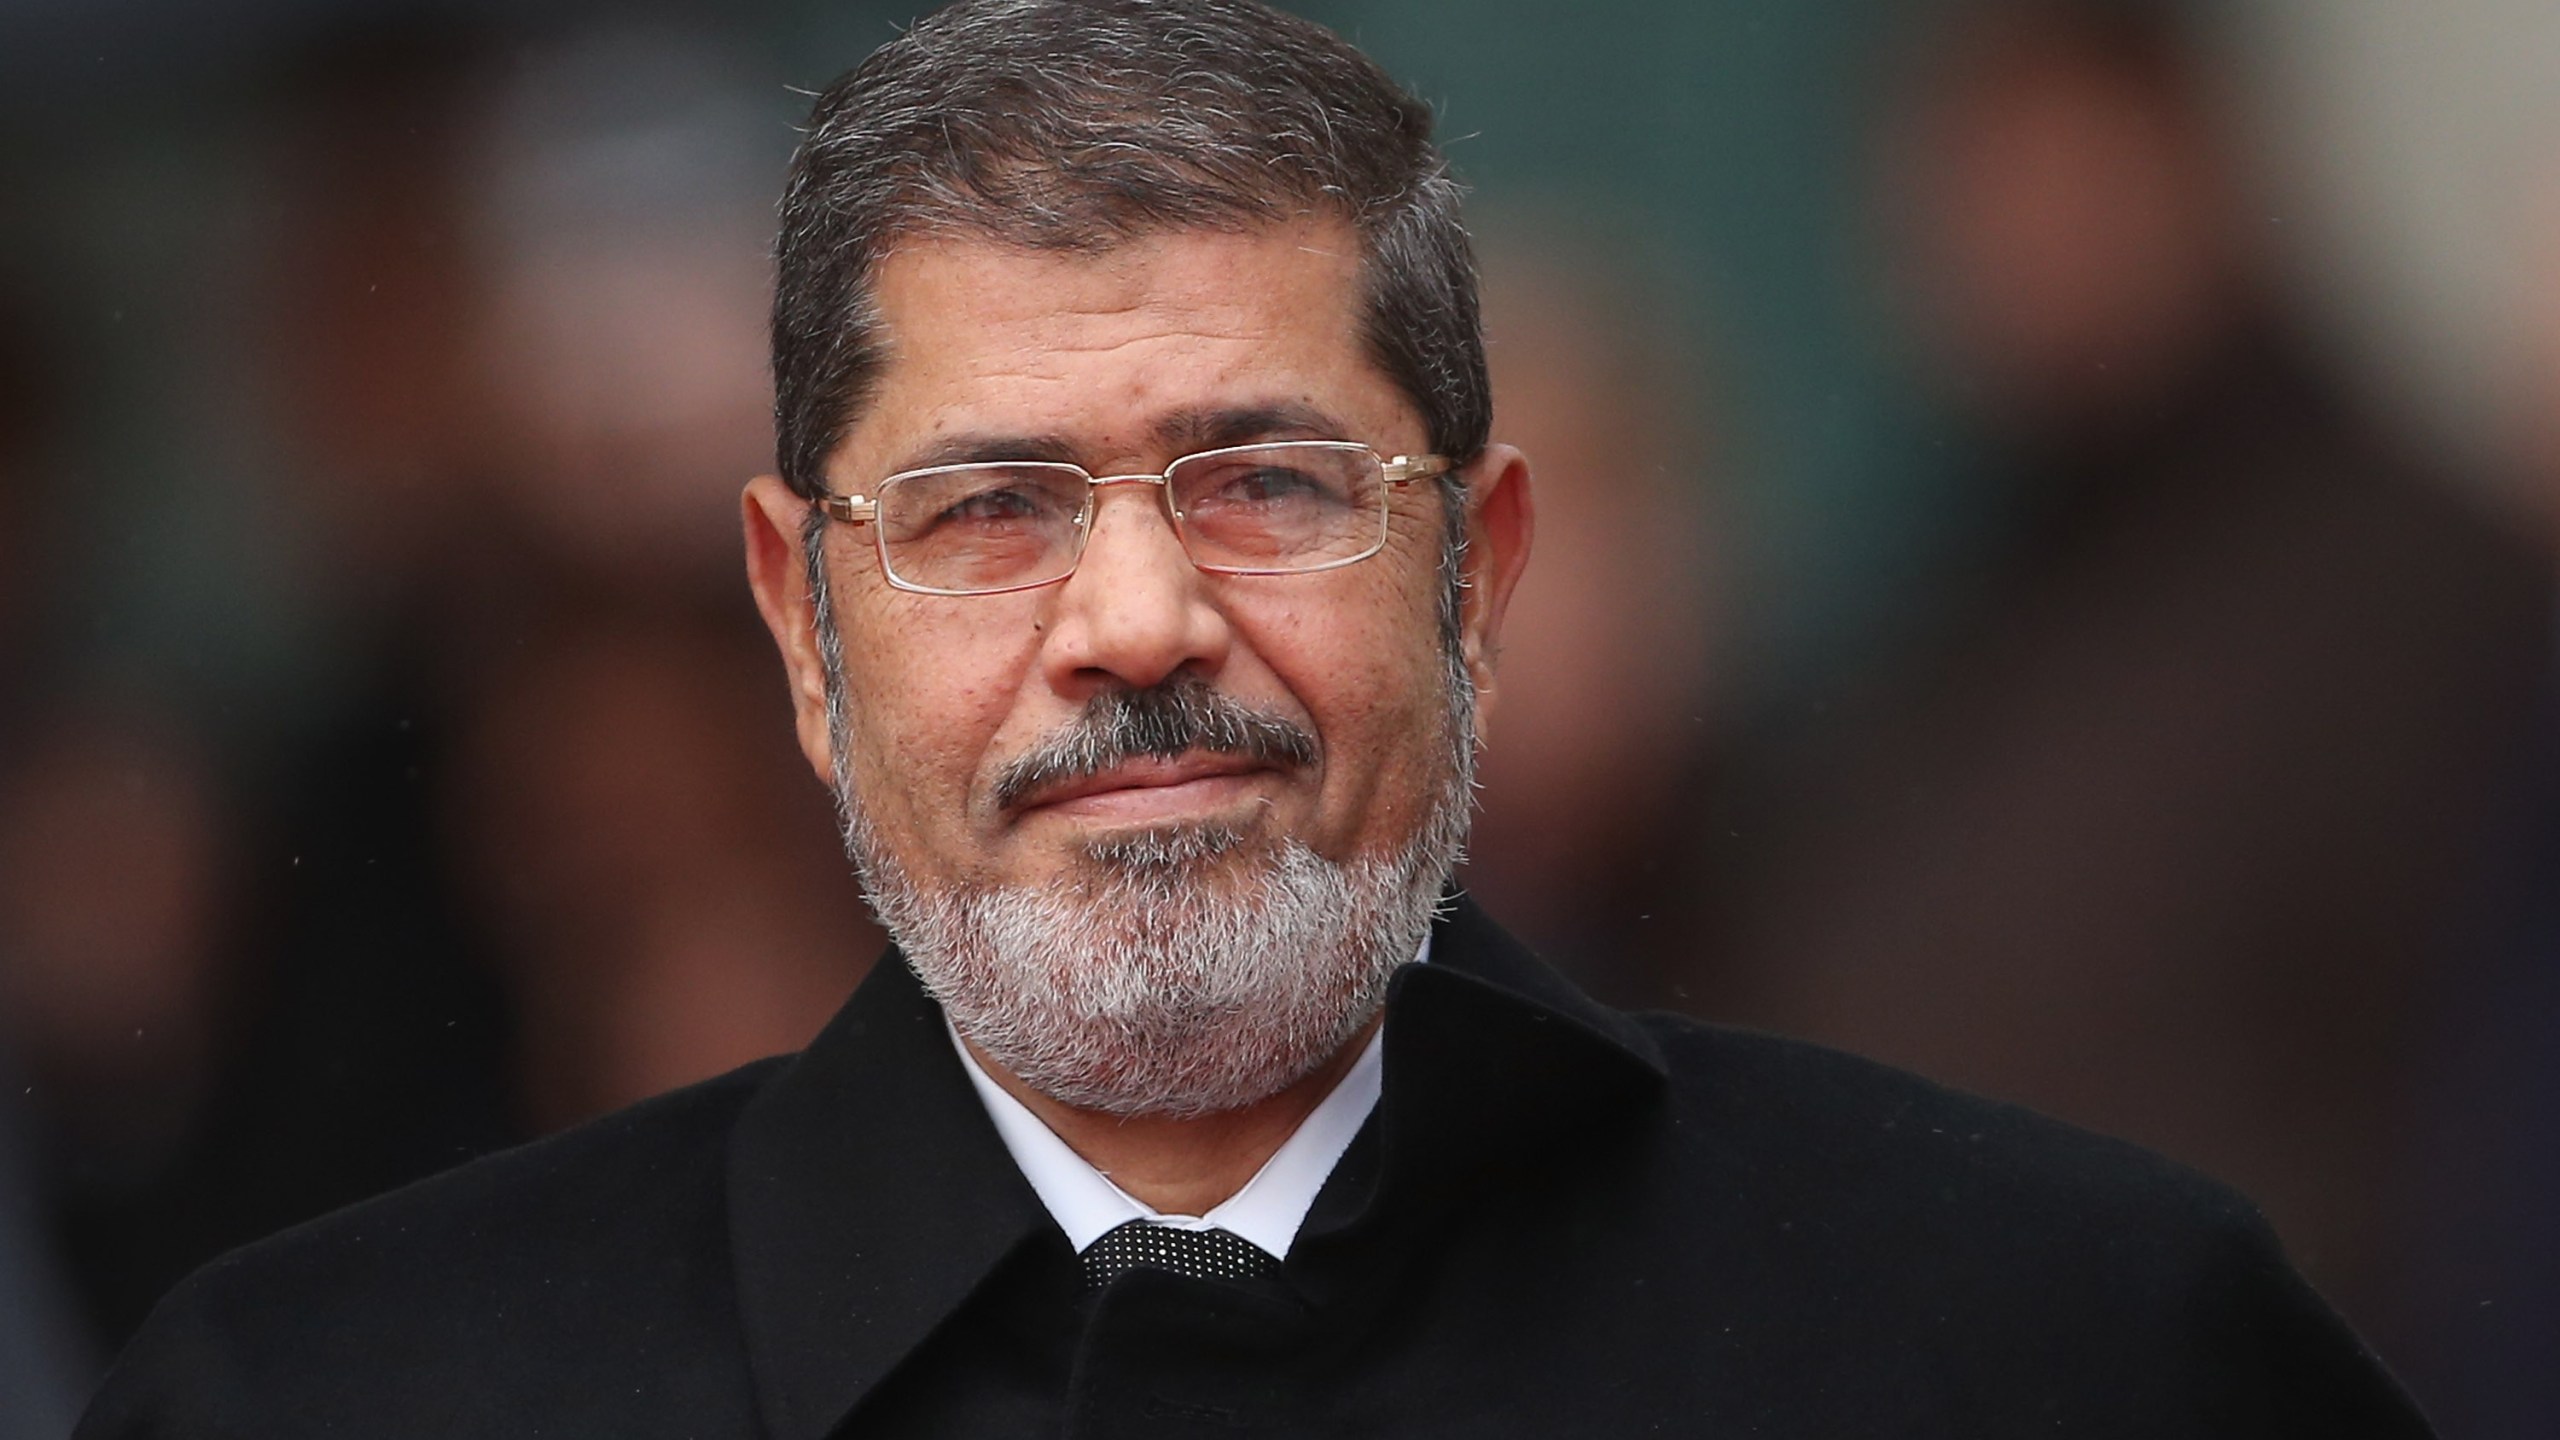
[1037,481,1232,695]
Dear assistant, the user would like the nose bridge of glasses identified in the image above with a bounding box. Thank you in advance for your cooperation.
[1077,469,1183,534]
[1086,470,1174,516]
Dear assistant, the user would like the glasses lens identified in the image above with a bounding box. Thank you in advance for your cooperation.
[1166,444,1386,572]
[876,464,1088,593]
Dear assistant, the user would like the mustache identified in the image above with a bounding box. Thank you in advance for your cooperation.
[992,677,1320,812]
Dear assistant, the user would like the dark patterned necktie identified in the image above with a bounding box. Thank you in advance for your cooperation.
[1080,1220,1280,1289]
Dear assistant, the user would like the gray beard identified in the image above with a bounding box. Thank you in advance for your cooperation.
[841,811,1453,1118]
[821,655,1475,1119]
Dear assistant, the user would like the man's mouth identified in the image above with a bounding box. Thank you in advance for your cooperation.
[988,677,1322,817]
[1009,751,1276,819]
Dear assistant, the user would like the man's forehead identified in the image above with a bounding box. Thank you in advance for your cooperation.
[837,219,1422,473]
[867,219,1364,333]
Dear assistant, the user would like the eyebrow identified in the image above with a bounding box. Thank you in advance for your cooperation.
[1152,402,1350,452]
[887,433,1084,474]
[879,402,1354,478]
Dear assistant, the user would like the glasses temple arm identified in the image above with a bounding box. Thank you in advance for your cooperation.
[1381,455,1454,486]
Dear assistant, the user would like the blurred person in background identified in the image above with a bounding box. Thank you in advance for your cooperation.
[0,264,94,1440]
[238,10,873,1226]
[1457,221,1722,1001]
[6,10,875,1369]
[2342,5,2560,1427]
[1686,0,2551,1384]
[436,19,875,1133]
[0,703,240,1355]
[0,20,524,1358]
[0,20,530,1362]
[0,209,273,1407]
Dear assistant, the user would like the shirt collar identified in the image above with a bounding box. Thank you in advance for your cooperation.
[949,1015,1387,1259]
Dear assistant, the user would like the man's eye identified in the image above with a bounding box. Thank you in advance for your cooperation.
[947,486,1034,520]
[938,486,1046,525]
[1198,465,1328,508]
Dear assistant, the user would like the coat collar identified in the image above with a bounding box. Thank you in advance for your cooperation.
[1300,893,1667,1246]
[726,949,1049,1440]
[724,893,1664,1440]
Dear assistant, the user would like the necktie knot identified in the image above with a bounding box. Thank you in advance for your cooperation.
[1081,1219,1279,1289]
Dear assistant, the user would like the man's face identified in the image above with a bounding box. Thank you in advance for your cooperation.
[744,217,1530,1112]
[796,218,1501,890]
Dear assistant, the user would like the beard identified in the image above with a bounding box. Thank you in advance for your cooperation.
[824,660,1475,1120]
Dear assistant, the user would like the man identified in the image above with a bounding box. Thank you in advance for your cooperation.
[81,2,2431,1435]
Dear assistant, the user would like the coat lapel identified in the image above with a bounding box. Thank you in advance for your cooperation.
[1301,893,1669,1242]
[726,951,1048,1440]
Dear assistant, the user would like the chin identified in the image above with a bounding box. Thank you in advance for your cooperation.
[870,822,1447,1119]
[1073,817,1259,875]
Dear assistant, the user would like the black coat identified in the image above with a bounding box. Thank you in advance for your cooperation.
[79,898,2429,1437]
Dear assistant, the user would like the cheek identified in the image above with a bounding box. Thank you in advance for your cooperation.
[1241,570,1455,847]
[833,596,1036,831]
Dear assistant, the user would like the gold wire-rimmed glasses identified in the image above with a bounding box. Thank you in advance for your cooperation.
[819,440,1453,596]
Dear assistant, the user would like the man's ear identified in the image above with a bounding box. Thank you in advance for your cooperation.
[742,474,841,785]
[1456,442,1534,737]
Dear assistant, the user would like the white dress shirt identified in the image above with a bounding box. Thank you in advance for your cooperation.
[948,939,1422,1261]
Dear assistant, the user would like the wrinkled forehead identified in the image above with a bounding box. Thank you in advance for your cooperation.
[833,219,1423,476]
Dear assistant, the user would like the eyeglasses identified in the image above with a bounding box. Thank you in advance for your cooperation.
[819,440,1452,596]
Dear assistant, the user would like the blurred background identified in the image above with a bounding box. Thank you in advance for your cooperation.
[0,0,2554,1434]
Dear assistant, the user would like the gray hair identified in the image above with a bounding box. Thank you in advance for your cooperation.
[769,0,1491,499]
